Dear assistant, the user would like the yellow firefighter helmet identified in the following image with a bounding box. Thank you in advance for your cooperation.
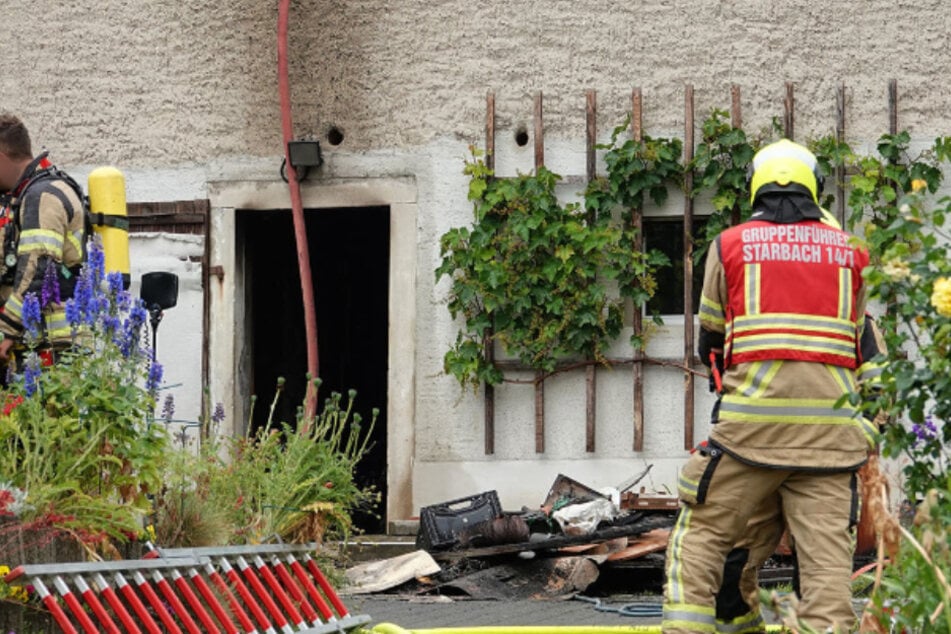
[748,139,823,205]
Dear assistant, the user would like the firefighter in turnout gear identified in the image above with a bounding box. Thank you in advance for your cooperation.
[662,139,873,633]
[714,314,888,633]
[0,114,85,363]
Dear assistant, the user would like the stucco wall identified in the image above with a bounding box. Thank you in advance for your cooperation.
[2,1,937,517]
[3,1,951,165]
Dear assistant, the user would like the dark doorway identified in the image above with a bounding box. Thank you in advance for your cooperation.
[240,206,390,533]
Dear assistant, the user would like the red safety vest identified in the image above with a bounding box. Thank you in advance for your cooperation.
[719,219,868,368]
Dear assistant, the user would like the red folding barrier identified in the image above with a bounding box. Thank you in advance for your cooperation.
[4,543,370,634]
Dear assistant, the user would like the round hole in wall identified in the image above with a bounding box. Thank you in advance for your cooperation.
[514,127,529,147]
[327,126,345,146]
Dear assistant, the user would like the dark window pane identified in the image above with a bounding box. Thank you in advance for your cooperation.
[643,217,708,315]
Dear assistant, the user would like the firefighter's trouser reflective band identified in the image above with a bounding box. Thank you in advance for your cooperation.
[715,611,766,634]
[662,603,717,633]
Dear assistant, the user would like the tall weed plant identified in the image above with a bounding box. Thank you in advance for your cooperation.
[153,379,379,546]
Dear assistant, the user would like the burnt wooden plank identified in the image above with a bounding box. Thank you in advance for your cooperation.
[430,517,670,560]
[127,200,209,234]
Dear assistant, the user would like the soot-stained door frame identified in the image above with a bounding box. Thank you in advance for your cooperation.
[207,178,418,529]
[241,205,391,533]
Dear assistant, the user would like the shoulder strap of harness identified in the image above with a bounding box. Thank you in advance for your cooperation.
[14,159,91,262]
[17,166,87,226]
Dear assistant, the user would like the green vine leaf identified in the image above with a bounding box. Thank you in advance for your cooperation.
[438,134,676,389]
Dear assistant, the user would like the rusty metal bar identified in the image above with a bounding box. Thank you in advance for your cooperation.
[683,85,696,451]
[484,91,496,455]
[730,84,743,226]
[585,89,598,453]
[836,83,847,228]
[784,82,795,140]
[888,79,898,135]
[631,87,645,452]
[534,91,545,454]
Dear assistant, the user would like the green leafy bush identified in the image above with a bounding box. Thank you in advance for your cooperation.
[851,134,951,632]
[438,125,677,389]
[0,239,168,543]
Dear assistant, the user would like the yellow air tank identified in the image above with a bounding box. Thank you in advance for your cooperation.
[87,166,131,288]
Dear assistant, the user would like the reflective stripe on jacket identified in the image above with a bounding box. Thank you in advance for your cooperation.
[0,166,84,346]
[719,219,869,369]
[698,219,872,470]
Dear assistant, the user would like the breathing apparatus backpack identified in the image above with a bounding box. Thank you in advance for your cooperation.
[0,162,130,292]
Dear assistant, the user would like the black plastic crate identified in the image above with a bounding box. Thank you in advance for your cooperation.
[416,490,503,550]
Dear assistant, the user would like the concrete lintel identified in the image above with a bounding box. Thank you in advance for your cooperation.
[208,177,417,210]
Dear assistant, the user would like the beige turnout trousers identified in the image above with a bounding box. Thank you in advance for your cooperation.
[663,446,858,633]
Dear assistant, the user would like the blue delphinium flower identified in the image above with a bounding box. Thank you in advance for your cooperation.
[212,402,226,425]
[106,271,124,297]
[65,238,107,328]
[87,239,105,284]
[102,315,121,337]
[146,361,163,394]
[911,415,939,446]
[161,394,175,423]
[115,299,148,359]
[64,296,81,327]
[21,293,42,343]
[115,287,132,314]
[41,264,61,308]
[68,272,94,327]
[22,352,42,398]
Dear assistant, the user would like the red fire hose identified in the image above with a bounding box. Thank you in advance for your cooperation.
[278,0,319,420]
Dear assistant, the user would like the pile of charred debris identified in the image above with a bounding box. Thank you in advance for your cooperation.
[346,468,692,599]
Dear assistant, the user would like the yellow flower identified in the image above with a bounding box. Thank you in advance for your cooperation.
[932,277,951,317]
[882,259,912,281]
[0,564,28,602]
[911,178,928,193]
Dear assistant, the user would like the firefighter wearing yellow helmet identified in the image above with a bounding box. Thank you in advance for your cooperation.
[662,140,873,633]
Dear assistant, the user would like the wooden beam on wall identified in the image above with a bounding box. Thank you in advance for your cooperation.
[730,84,743,226]
[888,79,899,135]
[683,85,696,451]
[484,91,496,455]
[534,91,546,454]
[585,89,598,453]
[631,87,645,452]
[836,83,847,228]
[784,82,795,140]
